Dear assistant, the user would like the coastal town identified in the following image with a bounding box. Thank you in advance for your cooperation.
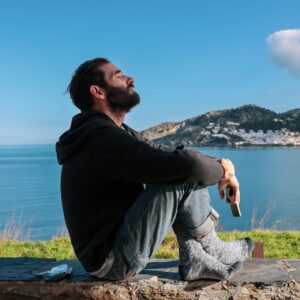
[199,121,300,146]
[142,105,300,147]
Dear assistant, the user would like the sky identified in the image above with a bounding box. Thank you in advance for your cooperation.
[0,0,300,145]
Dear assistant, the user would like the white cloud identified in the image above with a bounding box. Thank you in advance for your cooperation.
[267,29,300,78]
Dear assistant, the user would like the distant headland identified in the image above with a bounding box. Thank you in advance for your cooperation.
[140,104,300,147]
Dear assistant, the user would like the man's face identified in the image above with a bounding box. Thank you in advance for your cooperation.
[100,63,140,113]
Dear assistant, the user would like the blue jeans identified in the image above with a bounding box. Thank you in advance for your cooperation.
[103,183,214,280]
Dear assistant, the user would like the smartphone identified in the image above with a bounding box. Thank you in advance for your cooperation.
[226,187,242,217]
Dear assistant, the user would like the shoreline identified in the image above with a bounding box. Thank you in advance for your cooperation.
[1,143,300,148]
[191,144,300,149]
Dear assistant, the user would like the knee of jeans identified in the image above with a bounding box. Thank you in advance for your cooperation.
[180,183,210,197]
[168,182,200,198]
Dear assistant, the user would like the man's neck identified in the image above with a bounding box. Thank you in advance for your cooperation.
[91,106,126,127]
[105,110,125,127]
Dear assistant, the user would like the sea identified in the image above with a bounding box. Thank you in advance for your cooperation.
[0,144,299,241]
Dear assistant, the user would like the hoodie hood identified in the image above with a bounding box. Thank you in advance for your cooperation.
[56,110,117,164]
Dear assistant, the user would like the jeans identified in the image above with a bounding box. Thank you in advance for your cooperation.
[103,183,214,281]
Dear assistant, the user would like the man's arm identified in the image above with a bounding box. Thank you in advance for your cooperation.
[123,123,241,203]
[90,125,224,187]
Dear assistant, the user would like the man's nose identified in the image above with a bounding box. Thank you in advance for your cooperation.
[127,76,134,86]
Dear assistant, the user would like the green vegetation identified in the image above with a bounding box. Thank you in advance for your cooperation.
[1,230,299,260]
[0,237,76,260]
[154,230,300,259]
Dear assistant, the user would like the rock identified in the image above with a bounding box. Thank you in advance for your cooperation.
[0,258,300,299]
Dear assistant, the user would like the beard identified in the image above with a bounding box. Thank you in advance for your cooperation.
[106,85,140,113]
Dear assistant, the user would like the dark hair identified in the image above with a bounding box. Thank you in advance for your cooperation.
[67,58,110,111]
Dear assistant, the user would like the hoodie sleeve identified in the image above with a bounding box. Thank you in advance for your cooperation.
[89,125,224,186]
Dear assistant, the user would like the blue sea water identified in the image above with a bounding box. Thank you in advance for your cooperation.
[0,145,299,241]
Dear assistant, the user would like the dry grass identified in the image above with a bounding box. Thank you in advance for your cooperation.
[0,213,32,241]
[55,226,70,238]
[0,214,70,241]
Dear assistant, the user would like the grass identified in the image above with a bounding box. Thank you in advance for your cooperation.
[219,230,300,259]
[0,229,299,260]
[0,237,76,260]
[154,229,300,259]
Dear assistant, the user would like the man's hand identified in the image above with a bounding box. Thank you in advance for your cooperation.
[218,159,240,205]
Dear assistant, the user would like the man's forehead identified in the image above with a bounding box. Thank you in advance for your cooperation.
[100,63,122,77]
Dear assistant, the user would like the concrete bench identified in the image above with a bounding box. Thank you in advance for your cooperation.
[0,257,299,299]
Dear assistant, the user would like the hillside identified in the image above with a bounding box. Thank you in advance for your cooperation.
[140,104,300,147]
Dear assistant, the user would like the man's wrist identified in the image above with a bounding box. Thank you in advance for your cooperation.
[218,158,235,181]
[219,161,227,180]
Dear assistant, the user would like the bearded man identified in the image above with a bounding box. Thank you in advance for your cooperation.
[56,58,254,281]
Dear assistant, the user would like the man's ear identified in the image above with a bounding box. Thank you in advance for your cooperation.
[90,85,106,100]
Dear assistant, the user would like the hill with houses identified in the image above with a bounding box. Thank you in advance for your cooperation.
[140,104,300,146]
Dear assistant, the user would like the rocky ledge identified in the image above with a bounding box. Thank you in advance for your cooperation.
[0,258,299,299]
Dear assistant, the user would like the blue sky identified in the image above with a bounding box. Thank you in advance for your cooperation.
[0,0,300,144]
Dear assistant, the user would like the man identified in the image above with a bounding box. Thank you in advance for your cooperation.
[56,58,254,281]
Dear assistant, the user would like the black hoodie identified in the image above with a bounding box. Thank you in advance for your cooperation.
[56,109,223,272]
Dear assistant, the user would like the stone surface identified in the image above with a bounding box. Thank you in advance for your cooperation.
[230,259,291,284]
[141,259,180,281]
[1,257,299,284]
[0,257,56,281]
[284,259,300,283]
[0,257,300,299]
